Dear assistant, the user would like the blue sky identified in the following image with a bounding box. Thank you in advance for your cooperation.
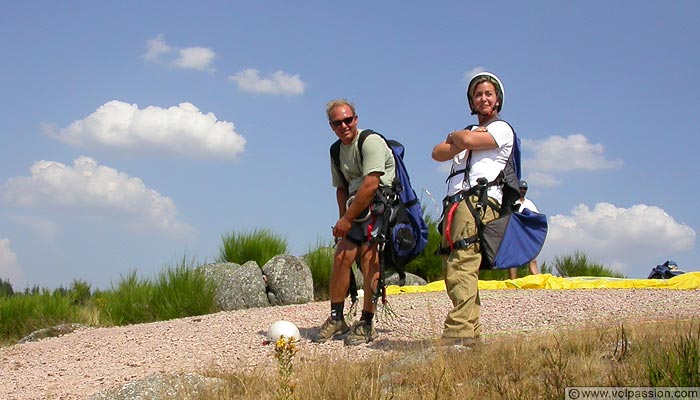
[1,1,698,290]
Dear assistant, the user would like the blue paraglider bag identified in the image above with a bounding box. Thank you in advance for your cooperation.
[480,208,548,269]
[647,260,686,279]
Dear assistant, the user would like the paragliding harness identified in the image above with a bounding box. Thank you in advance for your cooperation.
[438,120,548,269]
[647,260,686,279]
[330,129,429,308]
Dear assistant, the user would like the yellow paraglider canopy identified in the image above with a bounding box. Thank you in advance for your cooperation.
[385,272,700,295]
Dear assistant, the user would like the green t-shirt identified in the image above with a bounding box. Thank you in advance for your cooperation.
[331,129,396,195]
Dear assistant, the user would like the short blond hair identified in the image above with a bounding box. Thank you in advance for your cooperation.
[325,99,356,121]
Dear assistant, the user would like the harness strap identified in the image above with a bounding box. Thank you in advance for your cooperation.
[439,235,478,254]
[444,201,459,250]
[366,213,378,242]
[439,182,501,256]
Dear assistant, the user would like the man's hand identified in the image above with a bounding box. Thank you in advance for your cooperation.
[332,216,352,239]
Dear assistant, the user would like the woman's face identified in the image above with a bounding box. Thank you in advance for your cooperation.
[472,81,499,116]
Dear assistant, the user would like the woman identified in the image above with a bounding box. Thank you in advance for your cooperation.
[431,71,514,347]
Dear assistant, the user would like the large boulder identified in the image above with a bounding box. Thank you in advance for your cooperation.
[88,372,227,400]
[262,255,314,306]
[199,262,270,311]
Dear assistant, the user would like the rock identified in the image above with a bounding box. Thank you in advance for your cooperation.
[352,268,428,287]
[198,262,270,311]
[88,372,227,400]
[262,255,314,306]
[18,323,87,344]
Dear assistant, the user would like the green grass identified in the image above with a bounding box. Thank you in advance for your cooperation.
[302,239,335,301]
[402,212,444,282]
[216,228,288,266]
[101,258,217,326]
[150,258,218,320]
[554,251,626,278]
[0,289,80,343]
[0,257,218,344]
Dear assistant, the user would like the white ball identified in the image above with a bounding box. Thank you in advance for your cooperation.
[267,320,301,343]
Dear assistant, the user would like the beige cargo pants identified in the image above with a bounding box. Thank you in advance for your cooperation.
[440,195,499,339]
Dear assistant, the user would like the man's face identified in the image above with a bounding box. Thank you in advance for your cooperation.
[520,187,527,197]
[329,105,358,144]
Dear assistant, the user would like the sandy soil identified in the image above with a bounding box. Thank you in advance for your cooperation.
[1,289,698,399]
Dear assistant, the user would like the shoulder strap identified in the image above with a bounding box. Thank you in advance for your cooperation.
[330,139,348,188]
[330,129,381,189]
[444,124,476,183]
[458,119,520,187]
[357,129,379,162]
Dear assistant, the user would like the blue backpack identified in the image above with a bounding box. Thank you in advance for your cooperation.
[647,260,686,279]
[330,129,429,284]
[440,120,548,269]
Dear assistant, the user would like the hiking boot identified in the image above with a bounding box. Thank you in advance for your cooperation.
[312,317,350,343]
[344,320,378,346]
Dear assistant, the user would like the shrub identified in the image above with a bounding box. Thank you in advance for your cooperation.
[68,279,92,306]
[646,321,700,386]
[150,258,218,320]
[402,213,443,282]
[217,228,288,267]
[102,260,218,326]
[102,270,154,325]
[303,240,335,301]
[554,251,625,278]
[0,290,79,344]
[0,278,14,297]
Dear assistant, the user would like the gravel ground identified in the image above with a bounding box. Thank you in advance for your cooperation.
[0,288,698,399]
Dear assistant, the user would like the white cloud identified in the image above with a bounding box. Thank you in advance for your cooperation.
[522,134,623,172]
[228,69,305,95]
[143,34,172,63]
[143,35,215,71]
[523,171,561,188]
[539,202,696,277]
[1,156,193,236]
[173,47,216,72]
[0,239,25,290]
[51,100,246,160]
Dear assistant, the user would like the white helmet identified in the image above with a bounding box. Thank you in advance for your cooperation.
[466,71,505,115]
[266,320,301,343]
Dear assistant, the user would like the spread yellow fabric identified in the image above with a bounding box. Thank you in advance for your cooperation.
[385,272,700,294]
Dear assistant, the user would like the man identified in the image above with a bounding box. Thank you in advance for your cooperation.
[312,99,395,346]
[509,180,541,279]
[431,72,514,347]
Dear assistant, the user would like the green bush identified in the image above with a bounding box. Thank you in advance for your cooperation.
[646,322,700,386]
[303,240,335,301]
[102,261,218,326]
[150,259,217,320]
[68,279,92,306]
[0,290,79,343]
[403,213,443,282]
[216,228,288,267]
[102,270,155,325]
[0,278,14,297]
[554,251,625,278]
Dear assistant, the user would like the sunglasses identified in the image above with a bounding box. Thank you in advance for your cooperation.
[331,115,356,127]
